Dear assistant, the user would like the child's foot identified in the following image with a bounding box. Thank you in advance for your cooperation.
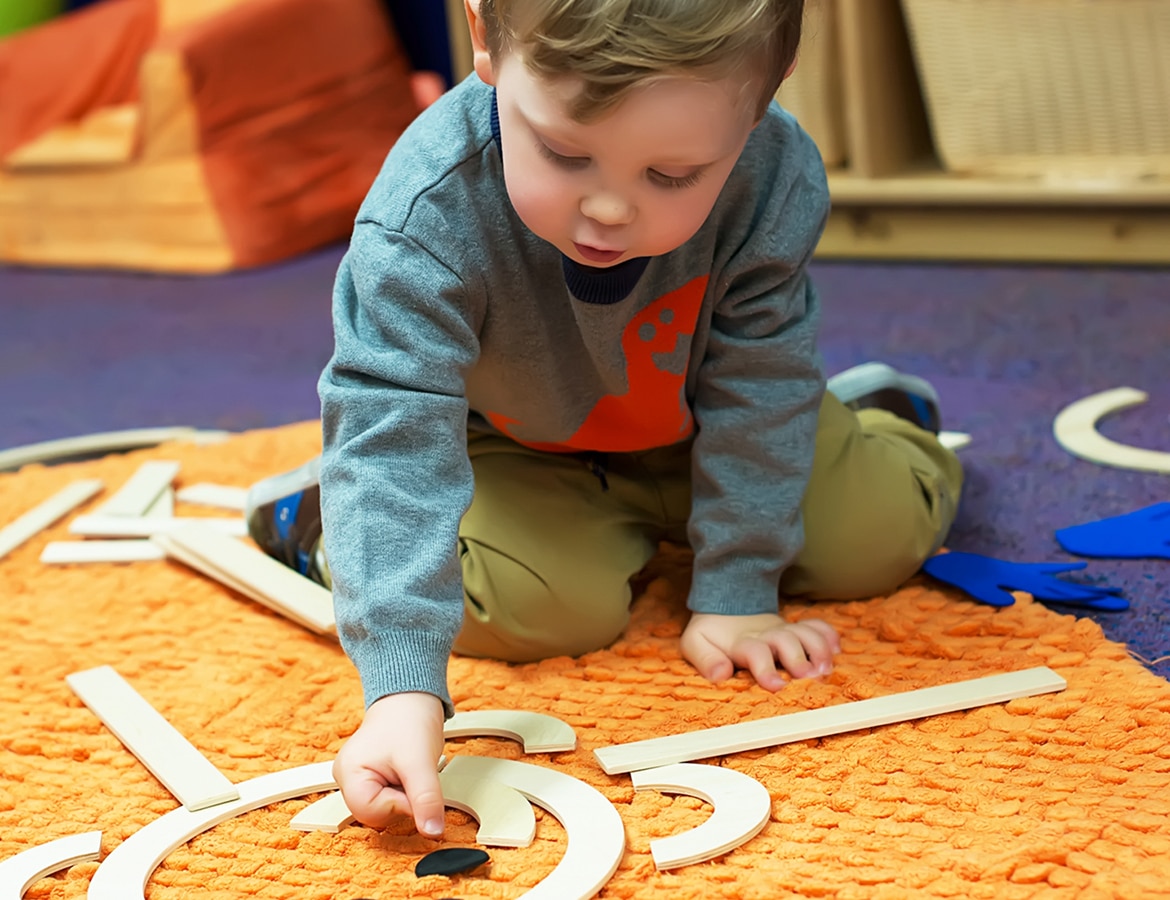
[244,456,330,586]
[827,361,941,434]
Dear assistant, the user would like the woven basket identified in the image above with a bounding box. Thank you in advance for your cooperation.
[900,0,1170,179]
[776,0,846,168]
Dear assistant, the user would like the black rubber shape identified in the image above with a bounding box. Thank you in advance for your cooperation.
[414,846,490,878]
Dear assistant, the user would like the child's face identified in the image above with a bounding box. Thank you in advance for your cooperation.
[488,53,760,267]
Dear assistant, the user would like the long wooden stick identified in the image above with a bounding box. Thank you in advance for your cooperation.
[594,667,1067,775]
[0,479,103,561]
[66,665,239,811]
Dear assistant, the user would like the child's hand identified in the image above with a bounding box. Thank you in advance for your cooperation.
[332,691,447,836]
[680,612,840,691]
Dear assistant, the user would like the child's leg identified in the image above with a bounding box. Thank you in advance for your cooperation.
[780,391,963,599]
[453,434,690,662]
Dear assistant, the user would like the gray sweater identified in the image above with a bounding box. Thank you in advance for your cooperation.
[319,76,830,714]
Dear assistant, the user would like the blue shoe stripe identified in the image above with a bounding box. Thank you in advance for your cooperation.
[274,492,303,542]
[910,394,932,428]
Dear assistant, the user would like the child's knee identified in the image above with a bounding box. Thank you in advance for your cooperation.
[786,464,957,600]
[455,538,631,662]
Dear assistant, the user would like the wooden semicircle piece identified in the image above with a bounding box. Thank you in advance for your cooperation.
[289,773,536,848]
[0,831,103,900]
[437,756,625,900]
[631,763,771,870]
[443,710,576,753]
[1053,386,1170,473]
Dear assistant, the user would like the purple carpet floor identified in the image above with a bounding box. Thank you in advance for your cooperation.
[2,250,1167,677]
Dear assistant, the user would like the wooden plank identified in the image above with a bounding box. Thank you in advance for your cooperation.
[69,515,247,539]
[818,204,1170,265]
[828,168,1170,207]
[176,483,248,512]
[0,480,103,561]
[95,461,180,518]
[152,524,336,635]
[0,831,103,900]
[41,540,167,565]
[836,0,933,177]
[65,666,239,811]
[594,667,1067,775]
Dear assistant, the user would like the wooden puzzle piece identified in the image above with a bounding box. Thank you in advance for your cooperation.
[631,763,771,870]
[66,665,239,811]
[595,666,1067,774]
[0,831,102,900]
[0,479,103,561]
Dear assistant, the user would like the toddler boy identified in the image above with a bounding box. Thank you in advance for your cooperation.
[247,0,962,838]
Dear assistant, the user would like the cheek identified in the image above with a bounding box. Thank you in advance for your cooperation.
[642,187,726,254]
[501,149,569,241]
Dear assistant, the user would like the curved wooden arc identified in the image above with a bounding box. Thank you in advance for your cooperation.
[0,428,229,473]
[86,761,336,900]
[0,831,103,900]
[1053,387,1170,473]
[631,763,771,870]
[444,710,577,753]
[440,756,625,900]
[288,774,536,848]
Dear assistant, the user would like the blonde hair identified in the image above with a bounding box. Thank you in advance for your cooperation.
[479,0,804,122]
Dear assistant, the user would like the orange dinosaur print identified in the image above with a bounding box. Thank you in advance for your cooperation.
[488,275,709,452]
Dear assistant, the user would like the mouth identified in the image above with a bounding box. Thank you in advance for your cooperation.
[573,243,624,264]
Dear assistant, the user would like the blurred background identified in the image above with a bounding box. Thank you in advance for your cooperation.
[0,0,1167,672]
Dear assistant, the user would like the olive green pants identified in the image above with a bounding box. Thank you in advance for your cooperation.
[452,393,962,663]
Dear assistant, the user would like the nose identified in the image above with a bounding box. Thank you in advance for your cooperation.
[580,190,634,227]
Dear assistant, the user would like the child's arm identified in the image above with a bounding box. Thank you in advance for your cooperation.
[687,121,833,683]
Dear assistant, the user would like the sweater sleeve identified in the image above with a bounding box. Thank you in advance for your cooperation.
[686,164,830,617]
[318,224,480,717]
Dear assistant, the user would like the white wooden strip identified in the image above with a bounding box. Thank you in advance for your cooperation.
[441,757,625,900]
[65,665,239,811]
[41,540,166,565]
[69,515,247,538]
[632,764,771,870]
[595,667,1067,775]
[154,524,335,635]
[938,430,972,451]
[288,791,353,834]
[444,710,577,753]
[151,534,271,608]
[95,461,180,517]
[0,479,103,561]
[440,759,537,847]
[0,830,103,900]
[87,762,335,900]
[1053,386,1170,473]
[0,427,228,473]
[176,483,248,512]
[144,487,175,519]
[290,775,537,848]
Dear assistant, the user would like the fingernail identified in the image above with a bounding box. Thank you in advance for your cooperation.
[423,818,444,837]
[817,663,832,677]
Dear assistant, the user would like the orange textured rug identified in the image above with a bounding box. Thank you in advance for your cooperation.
[2,422,1169,900]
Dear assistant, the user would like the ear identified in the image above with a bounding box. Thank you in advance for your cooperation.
[783,55,798,81]
[464,0,497,86]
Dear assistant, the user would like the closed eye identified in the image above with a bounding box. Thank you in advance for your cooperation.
[649,168,706,190]
[536,141,590,170]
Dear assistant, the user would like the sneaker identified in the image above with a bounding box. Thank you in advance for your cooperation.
[245,456,329,586]
[827,362,941,434]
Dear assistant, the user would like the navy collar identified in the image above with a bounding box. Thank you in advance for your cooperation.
[490,89,649,305]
